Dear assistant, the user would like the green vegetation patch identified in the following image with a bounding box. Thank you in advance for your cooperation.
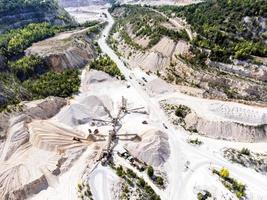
[0,0,58,13]
[23,69,80,99]
[110,5,189,50]
[213,167,246,199]
[89,55,124,79]
[0,73,30,111]
[8,55,48,81]
[77,181,93,200]
[114,165,161,200]
[157,0,267,62]
[197,190,212,200]
[0,23,64,57]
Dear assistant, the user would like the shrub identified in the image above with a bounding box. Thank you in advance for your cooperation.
[137,178,146,188]
[116,165,124,177]
[175,105,190,118]
[156,176,164,186]
[126,168,137,178]
[240,148,250,156]
[220,167,229,178]
[147,166,154,178]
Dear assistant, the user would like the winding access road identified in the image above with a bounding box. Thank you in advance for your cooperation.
[97,10,267,200]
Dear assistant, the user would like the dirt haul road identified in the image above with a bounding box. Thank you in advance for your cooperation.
[98,10,267,200]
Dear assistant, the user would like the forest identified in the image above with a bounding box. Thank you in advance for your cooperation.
[157,0,267,62]
[23,69,81,99]
[0,22,82,110]
[0,0,57,13]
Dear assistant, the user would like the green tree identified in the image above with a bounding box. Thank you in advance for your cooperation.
[147,166,154,178]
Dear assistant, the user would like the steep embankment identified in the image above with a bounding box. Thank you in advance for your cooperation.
[26,27,99,72]
[0,0,76,110]
[0,0,105,111]
[0,0,72,34]
[109,4,267,105]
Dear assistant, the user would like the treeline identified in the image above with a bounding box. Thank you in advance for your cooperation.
[157,0,267,62]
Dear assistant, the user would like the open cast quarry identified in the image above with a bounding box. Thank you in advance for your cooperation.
[1,5,267,200]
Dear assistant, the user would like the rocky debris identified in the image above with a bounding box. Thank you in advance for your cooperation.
[0,143,60,200]
[146,78,175,95]
[161,101,267,142]
[55,95,113,127]
[0,96,100,200]
[130,50,170,72]
[24,97,67,119]
[173,40,190,57]
[184,111,267,142]
[0,97,67,161]
[26,28,97,72]
[124,37,190,73]
[151,37,177,57]
[125,129,170,167]
[224,148,267,174]
[167,57,267,103]
[208,60,267,82]
[29,120,90,152]
[208,103,267,125]
[81,70,116,92]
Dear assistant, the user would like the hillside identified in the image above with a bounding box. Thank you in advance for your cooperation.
[0,0,73,34]
[157,0,267,62]
[108,3,267,105]
[0,0,103,111]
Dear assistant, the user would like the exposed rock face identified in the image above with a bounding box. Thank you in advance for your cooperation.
[208,61,267,82]
[146,78,175,96]
[184,111,267,142]
[110,6,267,104]
[122,37,190,72]
[0,7,72,34]
[125,129,170,167]
[26,29,97,72]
